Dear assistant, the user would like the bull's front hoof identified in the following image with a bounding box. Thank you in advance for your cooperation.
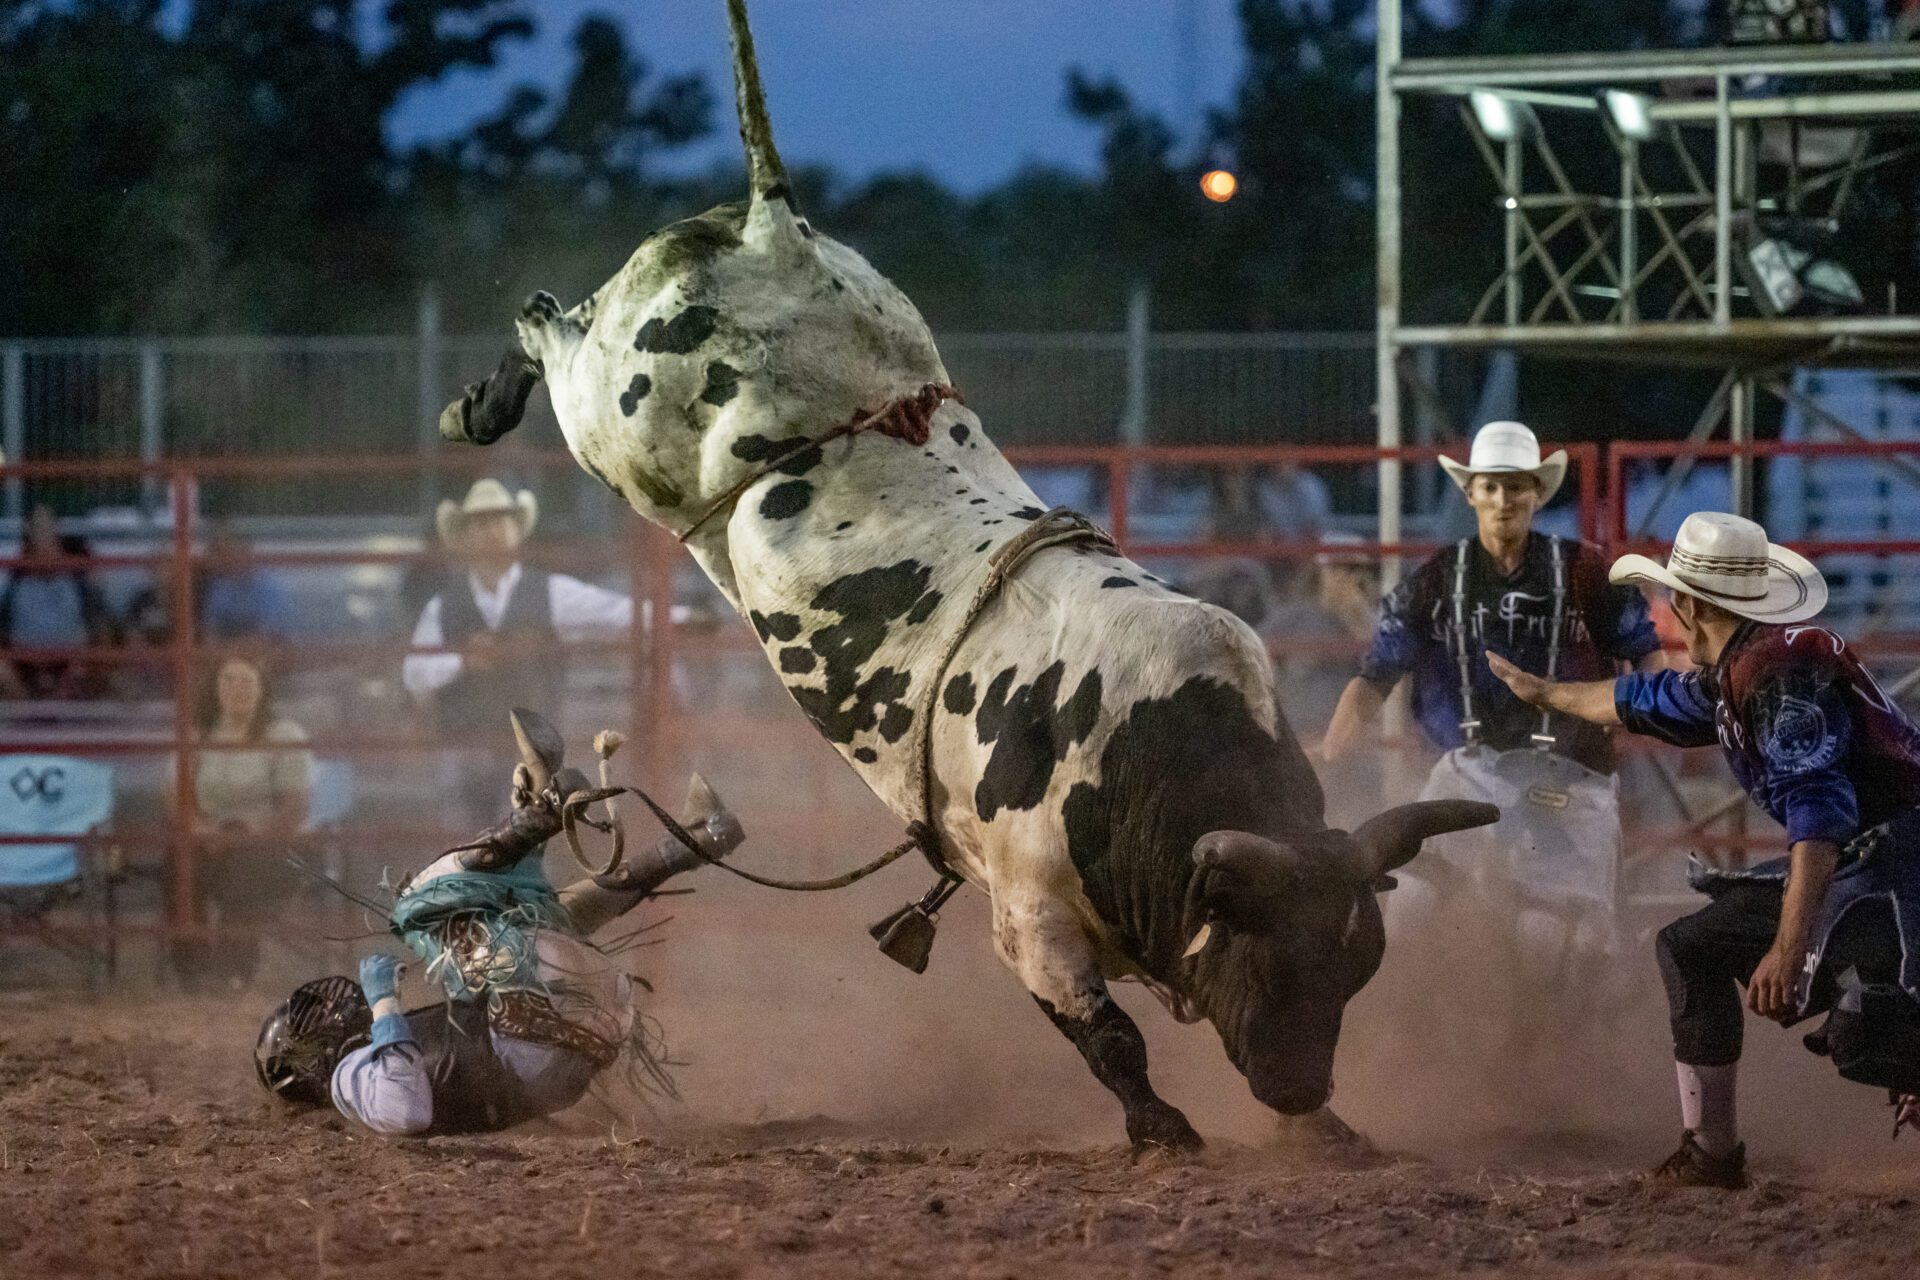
[1127,1105,1204,1159]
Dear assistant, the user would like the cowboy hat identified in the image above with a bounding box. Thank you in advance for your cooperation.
[436,478,538,546]
[1438,421,1567,504]
[1609,511,1827,625]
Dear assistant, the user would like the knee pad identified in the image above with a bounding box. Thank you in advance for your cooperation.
[1806,969,1920,1095]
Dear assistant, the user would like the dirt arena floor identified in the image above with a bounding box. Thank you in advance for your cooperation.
[8,880,1920,1280]
[7,737,1920,1280]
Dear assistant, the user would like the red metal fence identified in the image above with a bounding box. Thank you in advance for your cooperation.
[1,438,1913,960]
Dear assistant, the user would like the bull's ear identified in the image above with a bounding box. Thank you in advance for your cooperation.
[1346,800,1500,881]
[1187,831,1312,939]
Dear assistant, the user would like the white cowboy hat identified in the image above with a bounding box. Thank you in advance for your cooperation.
[436,478,538,546]
[1438,421,1567,504]
[1609,511,1827,625]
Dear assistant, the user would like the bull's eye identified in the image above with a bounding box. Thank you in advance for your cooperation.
[1340,899,1361,946]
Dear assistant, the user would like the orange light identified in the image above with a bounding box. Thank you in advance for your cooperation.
[1200,169,1238,203]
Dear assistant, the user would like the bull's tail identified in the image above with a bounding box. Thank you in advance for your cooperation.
[725,0,790,203]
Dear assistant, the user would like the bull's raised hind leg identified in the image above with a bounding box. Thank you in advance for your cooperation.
[994,891,1201,1154]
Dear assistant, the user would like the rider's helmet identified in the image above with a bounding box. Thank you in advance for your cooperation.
[254,976,373,1107]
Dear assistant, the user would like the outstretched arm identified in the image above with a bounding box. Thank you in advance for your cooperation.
[1322,677,1387,762]
[1487,652,1622,726]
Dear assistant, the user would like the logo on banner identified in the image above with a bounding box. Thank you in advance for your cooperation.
[9,765,65,805]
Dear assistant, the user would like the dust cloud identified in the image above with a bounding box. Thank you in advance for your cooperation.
[143,677,1906,1177]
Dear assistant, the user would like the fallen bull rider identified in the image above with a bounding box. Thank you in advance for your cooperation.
[255,709,744,1135]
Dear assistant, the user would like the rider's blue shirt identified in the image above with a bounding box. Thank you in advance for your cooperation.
[1615,621,1920,846]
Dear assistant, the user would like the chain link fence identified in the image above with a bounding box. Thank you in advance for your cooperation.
[0,331,1378,521]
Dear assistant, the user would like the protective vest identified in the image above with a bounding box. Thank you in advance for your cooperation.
[403,1000,546,1135]
[433,568,563,732]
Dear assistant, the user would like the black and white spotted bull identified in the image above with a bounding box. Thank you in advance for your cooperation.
[440,0,1496,1151]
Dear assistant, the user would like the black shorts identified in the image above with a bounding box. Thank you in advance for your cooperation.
[1655,882,1901,1065]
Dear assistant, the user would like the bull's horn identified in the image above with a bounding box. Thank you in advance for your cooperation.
[1187,831,1314,937]
[1347,800,1500,881]
[724,0,790,204]
[510,708,567,793]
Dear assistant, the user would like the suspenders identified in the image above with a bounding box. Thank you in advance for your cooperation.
[1452,534,1565,751]
[1451,540,1481,744]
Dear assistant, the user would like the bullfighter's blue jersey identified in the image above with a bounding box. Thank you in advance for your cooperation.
[1614,622,1920,846]
[1360,533,1659,773]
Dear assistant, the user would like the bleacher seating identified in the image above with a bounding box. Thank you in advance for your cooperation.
[0,753,120,983]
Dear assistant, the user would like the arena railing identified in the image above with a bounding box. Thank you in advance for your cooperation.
[0,453,685,966]
[0,440,1680,968]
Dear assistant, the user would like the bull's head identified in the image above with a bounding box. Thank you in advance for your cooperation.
[439,0,951,601]
[1182,800,1497,1114]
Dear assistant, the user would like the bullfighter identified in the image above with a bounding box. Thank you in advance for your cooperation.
[1324,420,1660,954]
[255,710,743,1135]
[1492,512,1920,1187]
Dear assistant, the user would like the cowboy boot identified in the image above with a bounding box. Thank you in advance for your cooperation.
[591,773,744,896]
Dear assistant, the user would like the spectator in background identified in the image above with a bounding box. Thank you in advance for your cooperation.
[0,504,112,698]
[1263,534,1381,734]
[111,562,176,702]
[198,520,294,642]
[1186,462,1337,631]
[171,652,312,985]
[397,511,456,627]
[1312,532,1382,648]
[188,654,312,835]
[403,479,631,822]
[1253,463,1334,552]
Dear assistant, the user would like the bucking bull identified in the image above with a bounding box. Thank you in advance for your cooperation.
[439,0,1497,1152]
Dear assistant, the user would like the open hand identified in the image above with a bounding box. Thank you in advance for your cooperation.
[1487,652,1550,707]
[1746,944,1804,1021]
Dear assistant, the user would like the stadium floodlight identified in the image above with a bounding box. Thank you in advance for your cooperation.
[1468,91,1534,142]
[1199,169,1238,203]
[1602,90,1658,142]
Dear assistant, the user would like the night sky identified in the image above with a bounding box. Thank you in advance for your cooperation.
[388,0,1247,192]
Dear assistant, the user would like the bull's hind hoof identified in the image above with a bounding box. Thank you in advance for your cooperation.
[1128,1106,1203,1159]
[520,290,563,326]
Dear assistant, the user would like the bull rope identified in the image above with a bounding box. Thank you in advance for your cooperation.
[565,504,1117,893]
[673,383,962,544]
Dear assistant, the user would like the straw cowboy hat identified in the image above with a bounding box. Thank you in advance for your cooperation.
[436,478,538,546]
[1610,512,1827,625]
[1438,421,1567,504]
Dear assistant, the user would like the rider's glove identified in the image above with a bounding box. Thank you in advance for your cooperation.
[358,953,412,1050]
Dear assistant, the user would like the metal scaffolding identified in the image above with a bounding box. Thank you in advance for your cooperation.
[1375,24,1920,541]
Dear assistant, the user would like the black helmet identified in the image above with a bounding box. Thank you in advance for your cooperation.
[255,976,373,1107]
